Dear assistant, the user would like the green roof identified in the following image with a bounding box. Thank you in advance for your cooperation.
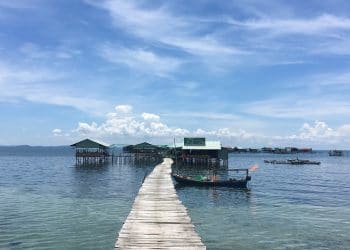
[70,138,110,148]
[133,142,160,150]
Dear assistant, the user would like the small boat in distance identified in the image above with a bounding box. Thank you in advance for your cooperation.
[329,150,343,156]
[264,158,320,165]
[172,168,251,188]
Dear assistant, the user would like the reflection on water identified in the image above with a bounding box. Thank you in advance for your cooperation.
[175,184,251,203]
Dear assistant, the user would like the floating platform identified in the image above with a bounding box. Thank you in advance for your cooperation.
[115,158,206,249]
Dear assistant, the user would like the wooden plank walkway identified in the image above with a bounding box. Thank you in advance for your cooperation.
[115,158,206,249]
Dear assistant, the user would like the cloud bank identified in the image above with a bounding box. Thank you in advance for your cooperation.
[68,104,350,148]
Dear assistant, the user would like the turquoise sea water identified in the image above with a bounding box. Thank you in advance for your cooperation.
[177,152,350,250]
[0,148,349,249]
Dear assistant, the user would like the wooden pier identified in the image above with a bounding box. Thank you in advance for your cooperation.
[115,158,206,249]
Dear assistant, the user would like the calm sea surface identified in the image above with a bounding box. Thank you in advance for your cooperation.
[0,147,349,249]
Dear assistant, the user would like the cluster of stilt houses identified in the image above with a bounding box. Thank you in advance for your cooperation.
[71,137,228,167]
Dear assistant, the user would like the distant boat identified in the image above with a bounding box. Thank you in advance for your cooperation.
[329,150,343,156]
[172,169,251,188]
[264,158,320,165]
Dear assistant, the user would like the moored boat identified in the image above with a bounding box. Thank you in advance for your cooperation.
[172,168,251,188]
[264,158,320,165]
[329,150,343,156]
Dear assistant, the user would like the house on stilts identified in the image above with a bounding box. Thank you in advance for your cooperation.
[71,138,110,165]
[171,137,228,167]
[121,142,164,164]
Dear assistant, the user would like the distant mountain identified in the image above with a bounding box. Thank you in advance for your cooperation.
[0,145,74,156]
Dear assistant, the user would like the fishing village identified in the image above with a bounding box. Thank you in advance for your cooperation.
[69,137,342,249]
[71,137,229,167]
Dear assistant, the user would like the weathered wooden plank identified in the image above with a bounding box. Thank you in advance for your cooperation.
[115,158,206,249]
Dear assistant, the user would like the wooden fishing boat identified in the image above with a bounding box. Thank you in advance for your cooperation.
[172,169,251,188]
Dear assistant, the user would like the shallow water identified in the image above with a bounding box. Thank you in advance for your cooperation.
[0,148,155,250]
[176,152,350,250]
[0,149,349,249]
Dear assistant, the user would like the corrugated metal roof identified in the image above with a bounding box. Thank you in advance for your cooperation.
[133,142,159,150]
[71,138,110,148]
[170,141,221,150]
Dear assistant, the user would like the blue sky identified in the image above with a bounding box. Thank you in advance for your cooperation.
[1,0,350,148]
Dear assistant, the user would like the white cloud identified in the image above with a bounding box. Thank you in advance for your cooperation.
[142,112,160,121]
[225,13,350,58]
[161,36,247,58]
[241,71,350,122]
[20,43,49,59]
[194,127,255,140]
[19,42,78,60]
[86,0,350,67]
[75,105,190,137]
[0,61,61,83]
[52,128,70,137]
[115,104,132,113]
[243,96,350,119]
[163,111,242,121]
[74,104,260,140]
[88,0,246,61]
[298,121,336,139]
[73,104,350,148]
[0,61,109,115]
[338,124,350,136]
[52,128,62,134]
[99,44,182,76]
[229,14,350,36]
[285,121,350,146]
[311,39,350,56]
[76,122,100,134]
[310,71,350,86]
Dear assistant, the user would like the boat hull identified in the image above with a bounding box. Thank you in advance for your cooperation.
[172,174,249,188]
